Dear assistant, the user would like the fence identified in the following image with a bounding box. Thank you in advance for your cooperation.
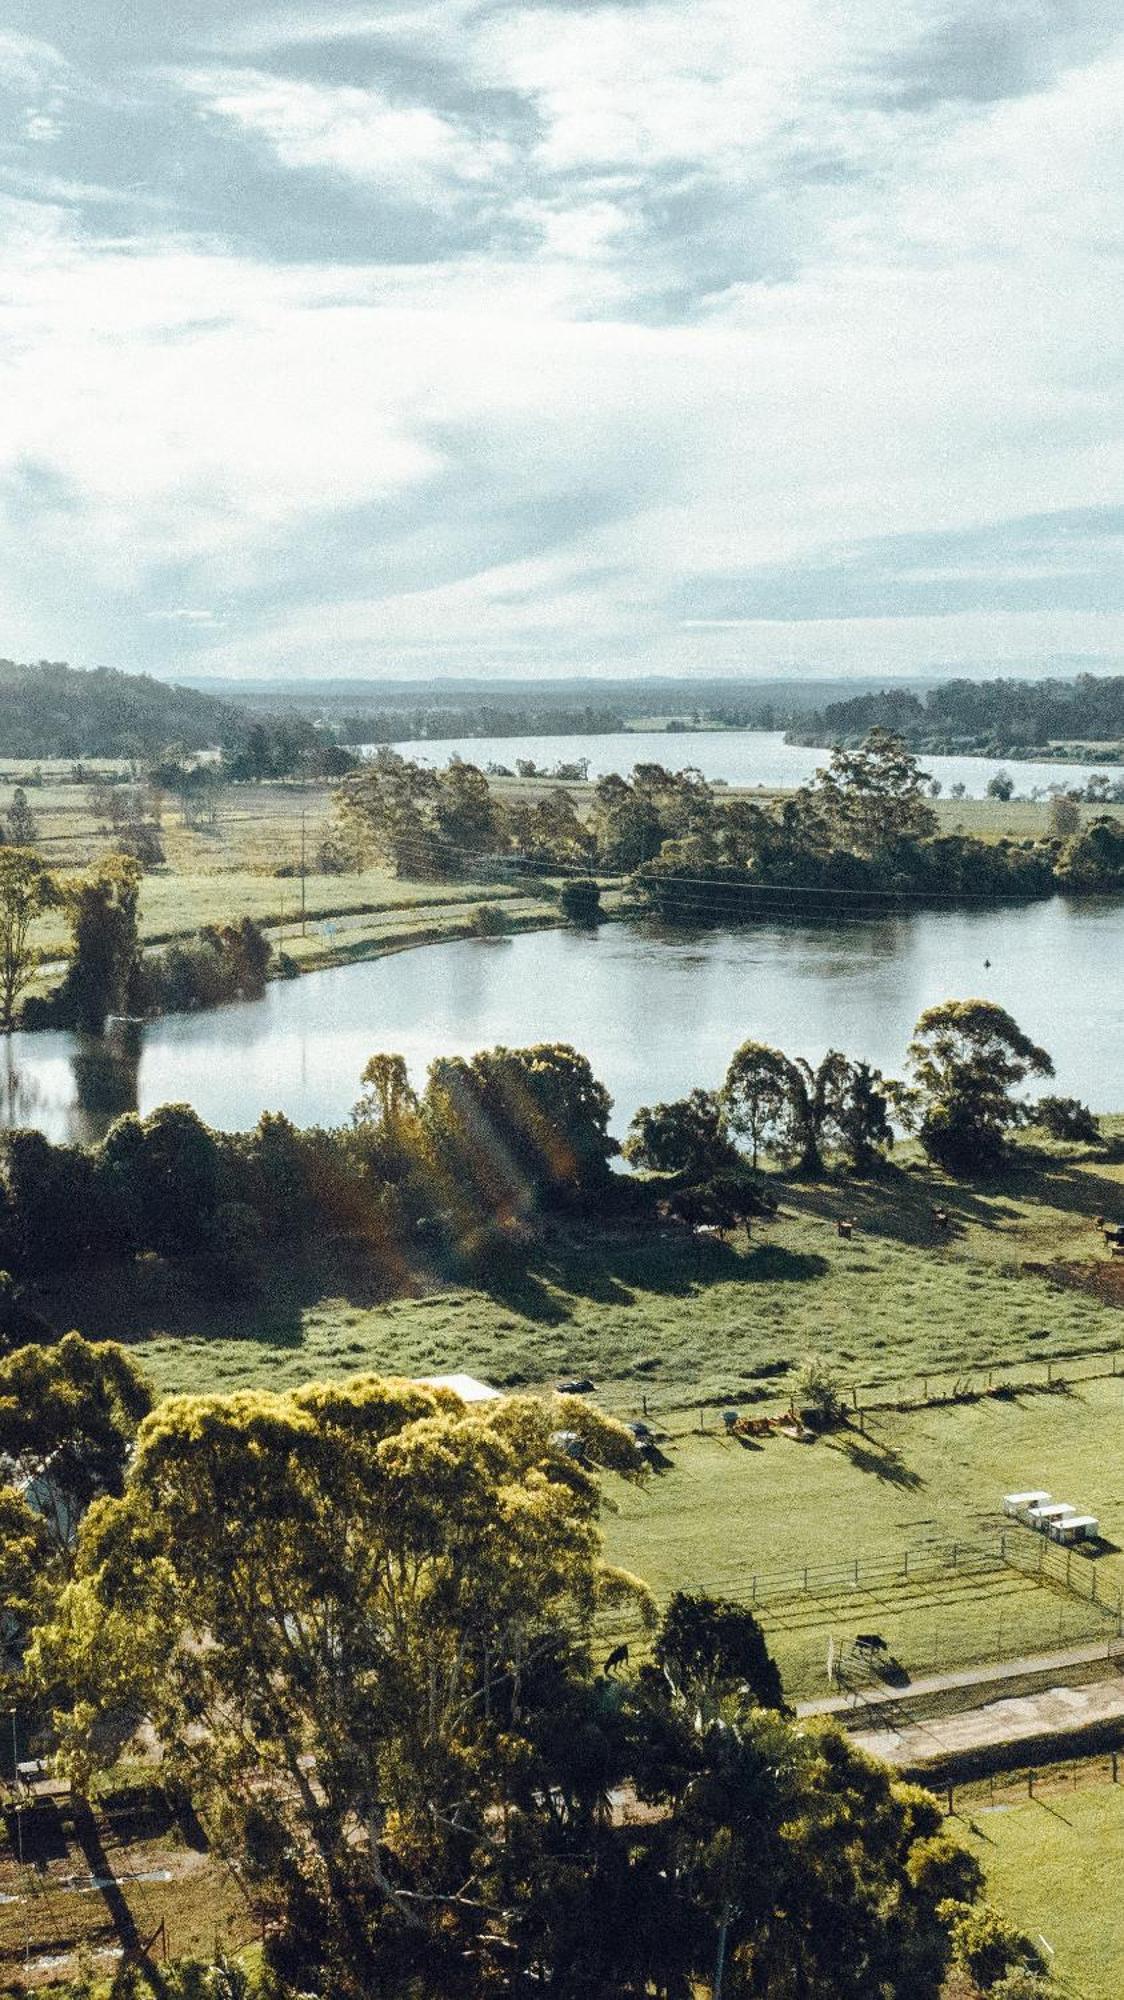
[708,1533,1121,1623]
[944,1746,1123,1815]
[848,1343,1124,1416]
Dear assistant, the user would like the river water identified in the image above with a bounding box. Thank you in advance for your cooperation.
[3,896,1120,1146]
[388,728,1113,798]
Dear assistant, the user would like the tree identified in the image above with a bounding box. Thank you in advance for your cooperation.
[423,1043,616,1223]
[987,771,1014,801]
[720,1042,794,1169]
[61,853,142,1032]
[559,877,601,924]
[0,847,58,1030]
[1032,1094,1100,1144]
[722,1041,851,1175]
[907,1000,1054,1171]
[1055,814,1124,892]
[6,786,38,847]
[834,1059,894,1169]
[805,730,937,856]
[31,1379,648,1996]
[1046,792,1081,838]
[649,1591,786,1711]
[623,1089,736,1177]
[0,1332,153,1565]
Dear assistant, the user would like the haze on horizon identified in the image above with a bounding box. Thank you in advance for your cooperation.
[1,2,1122,686]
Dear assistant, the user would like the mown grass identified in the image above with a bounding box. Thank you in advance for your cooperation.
[960,1784,1124,2000]
[598,1381,1124,1695]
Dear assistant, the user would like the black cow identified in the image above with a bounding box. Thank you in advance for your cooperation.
[854,1633,888,1656]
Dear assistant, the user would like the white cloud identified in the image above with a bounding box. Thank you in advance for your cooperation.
[176,67,511,193]
[0,3,1122,675]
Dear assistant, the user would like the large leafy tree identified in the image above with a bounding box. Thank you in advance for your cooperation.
[423,1043,616,1222]
[623,1089,736,1178]
[61,852,142,1032]
[0,1333,153,1564]
[907,999,1054,1171]
[803,730,938,857]
[0,848,59,1031]
[722,1042,852,1174]
[31,1379,649,1997]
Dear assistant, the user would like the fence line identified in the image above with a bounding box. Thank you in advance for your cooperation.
[944,1747,1122,1815]
[696,1532,1123,1627]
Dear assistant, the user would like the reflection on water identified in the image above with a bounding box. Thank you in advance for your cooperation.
[1,897,1121,1146]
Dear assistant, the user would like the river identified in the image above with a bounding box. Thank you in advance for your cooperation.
[386,728,1115,798]
[3,896,1120,1146]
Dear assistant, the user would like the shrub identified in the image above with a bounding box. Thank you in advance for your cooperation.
[1033,1094,1100,1143]
[472,903,508,937]
[559,877,602,924]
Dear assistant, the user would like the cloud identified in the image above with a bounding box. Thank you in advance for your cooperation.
[0,2,1121,677]
[175,66,512,194]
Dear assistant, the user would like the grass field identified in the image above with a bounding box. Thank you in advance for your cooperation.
[598,1382,1124,1694]
[961,1784,1124,2000]
[54,1142,1123,1411]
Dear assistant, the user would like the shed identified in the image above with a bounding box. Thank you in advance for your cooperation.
[1050,1514,1099,1543]
[1027,1501,1076,1527]
[1003,1490,1051,1516]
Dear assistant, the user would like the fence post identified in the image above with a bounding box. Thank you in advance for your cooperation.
[1047,1360,1054,1386]
[1028,1770,1034,1797]
[946,1784,954,1814]
[854,1557,859,1587]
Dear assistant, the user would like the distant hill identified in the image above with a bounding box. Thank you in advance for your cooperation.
[0,661,253,759]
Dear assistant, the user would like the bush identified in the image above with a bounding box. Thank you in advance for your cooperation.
[1033,1094,1100,1143]
[794,1354,846,1429]
[472,903,508,937]
[559,877,602,924]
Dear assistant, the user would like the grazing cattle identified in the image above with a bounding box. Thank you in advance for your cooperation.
[603,1643,630,1675]
[854,1633,888,1656]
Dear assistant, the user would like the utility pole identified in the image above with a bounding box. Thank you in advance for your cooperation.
[300,809,307,936]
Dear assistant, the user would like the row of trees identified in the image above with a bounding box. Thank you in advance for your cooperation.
[337,734,1124,902]
[626,1000,1060,1179]
[0,1001,1075,1303]
[0,1043,616,1283]
[0,1334,1051,1999]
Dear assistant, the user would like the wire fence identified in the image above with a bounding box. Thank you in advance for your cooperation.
[944,1747,1123,1815]
[711,1533,1120,1623]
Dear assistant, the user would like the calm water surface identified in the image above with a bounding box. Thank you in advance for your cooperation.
[3,898,1121,1145]
[388,728,1112,799]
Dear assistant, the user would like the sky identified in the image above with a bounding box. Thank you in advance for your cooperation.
[0,1,1122,683]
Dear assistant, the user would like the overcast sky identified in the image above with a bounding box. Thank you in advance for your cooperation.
[1,2,1122,682]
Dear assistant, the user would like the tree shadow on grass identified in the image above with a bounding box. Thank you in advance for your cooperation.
[70,1799,168,1995]
[827,1433,924,1490]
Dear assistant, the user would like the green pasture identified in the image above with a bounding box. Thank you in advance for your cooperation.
[599,1381,1124,1695]
[961,1784,1124,2000]
[65,1142,1124,1415]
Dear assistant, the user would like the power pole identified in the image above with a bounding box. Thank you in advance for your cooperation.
[300,809,307,936]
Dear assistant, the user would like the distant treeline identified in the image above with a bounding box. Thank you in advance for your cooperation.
[788,674,1124,760]
[342,702,628,743]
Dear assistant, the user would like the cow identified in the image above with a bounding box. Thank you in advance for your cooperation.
[854,1633,888,1657]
